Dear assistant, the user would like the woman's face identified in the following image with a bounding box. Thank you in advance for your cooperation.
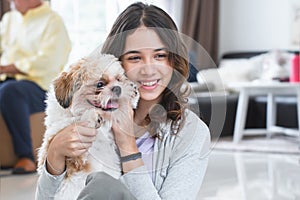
[9,0,41,15]
[121,27,173,103]
[10,0,29,14]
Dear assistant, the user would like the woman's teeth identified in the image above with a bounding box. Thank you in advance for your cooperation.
[141,80,157,86]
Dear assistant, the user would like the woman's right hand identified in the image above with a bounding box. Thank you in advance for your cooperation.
[46,122,97,175]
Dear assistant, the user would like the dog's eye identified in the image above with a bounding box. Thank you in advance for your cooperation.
[96,81,105,89]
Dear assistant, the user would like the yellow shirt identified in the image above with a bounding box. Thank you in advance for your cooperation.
[0,2,71,90]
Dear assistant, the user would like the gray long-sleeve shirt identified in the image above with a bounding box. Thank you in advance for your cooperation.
[35,110,211,200]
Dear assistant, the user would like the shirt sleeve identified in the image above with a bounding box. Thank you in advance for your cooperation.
[14,15,71,78]
[35,161,66,200]
[120,116,211,200]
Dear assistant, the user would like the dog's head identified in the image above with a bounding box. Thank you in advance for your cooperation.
[53,54,139,122]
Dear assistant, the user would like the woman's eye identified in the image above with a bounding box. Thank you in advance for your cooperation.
[154,53,168,60]
[127,56,141,61]
[96,81,105,89]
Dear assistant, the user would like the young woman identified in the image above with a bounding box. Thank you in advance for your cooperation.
[36,2,210,200]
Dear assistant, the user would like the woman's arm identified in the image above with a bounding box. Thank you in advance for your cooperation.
[120,113,211,200]
[35,123,97,199]
[35,162,66,200]
[111,101,144,173]
[46,123,96,175]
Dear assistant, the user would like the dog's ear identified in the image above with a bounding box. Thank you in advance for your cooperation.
[53,64,84,108]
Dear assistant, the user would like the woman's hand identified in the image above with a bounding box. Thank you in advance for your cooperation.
[112,101,138,156]
[112,101,143,173]
[0,64,27,75]
[46,122,97,175]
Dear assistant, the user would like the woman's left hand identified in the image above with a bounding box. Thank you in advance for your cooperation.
[111,100,138,156]
[112,100,144,173]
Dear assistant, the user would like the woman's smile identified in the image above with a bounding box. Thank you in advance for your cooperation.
[139,79,160,90]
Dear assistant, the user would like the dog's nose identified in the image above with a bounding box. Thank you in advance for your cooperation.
[112,86,121,97]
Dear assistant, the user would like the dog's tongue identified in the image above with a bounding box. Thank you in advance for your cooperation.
[105,101,119,109]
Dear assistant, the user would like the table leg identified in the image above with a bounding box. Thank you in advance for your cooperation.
[267,93,276,138]
[234,90,249,143]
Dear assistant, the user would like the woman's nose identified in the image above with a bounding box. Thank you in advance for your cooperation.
[140,58,155,75]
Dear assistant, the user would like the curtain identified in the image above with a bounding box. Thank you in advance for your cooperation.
[181,0,219,69]
[0,0,10,20]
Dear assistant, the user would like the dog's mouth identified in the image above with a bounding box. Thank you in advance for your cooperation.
[87,99,119,111]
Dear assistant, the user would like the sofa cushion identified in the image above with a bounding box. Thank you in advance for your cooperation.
[0,112,45,168]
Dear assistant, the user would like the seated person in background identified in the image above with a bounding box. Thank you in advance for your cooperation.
[0,0,71,174]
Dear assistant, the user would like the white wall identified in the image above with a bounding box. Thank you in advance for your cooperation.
[219,0,300,59]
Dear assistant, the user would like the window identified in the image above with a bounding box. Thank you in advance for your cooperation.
[51,0,182,67]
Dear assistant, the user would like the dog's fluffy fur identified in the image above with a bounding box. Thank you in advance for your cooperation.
[37,54,139,200]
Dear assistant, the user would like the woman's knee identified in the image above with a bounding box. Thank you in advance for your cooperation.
[77,172,136,200]
[85,172,120,190]
[0,81,21,105]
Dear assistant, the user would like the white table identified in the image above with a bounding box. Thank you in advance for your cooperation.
[228,82,300,143]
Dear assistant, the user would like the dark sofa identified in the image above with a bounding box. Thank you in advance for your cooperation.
[189,51,299,138]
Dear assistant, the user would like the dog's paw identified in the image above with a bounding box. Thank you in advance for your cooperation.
[130,83,140,109]
[94,113,103,129]
[80,109,103,128]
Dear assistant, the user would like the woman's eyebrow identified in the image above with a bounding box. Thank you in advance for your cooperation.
[123,50,140,55]
[123,47,168,56]
[154,47,168,52]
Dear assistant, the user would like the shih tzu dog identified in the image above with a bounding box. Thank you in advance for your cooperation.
[37,53,139,199]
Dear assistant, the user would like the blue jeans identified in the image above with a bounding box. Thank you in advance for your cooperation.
[0,79,46,161]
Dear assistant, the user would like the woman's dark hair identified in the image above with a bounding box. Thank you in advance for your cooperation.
[101,2,190,136]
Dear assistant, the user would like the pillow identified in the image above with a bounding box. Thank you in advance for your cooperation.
[197,51,294,92]
[197,58,261,91]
